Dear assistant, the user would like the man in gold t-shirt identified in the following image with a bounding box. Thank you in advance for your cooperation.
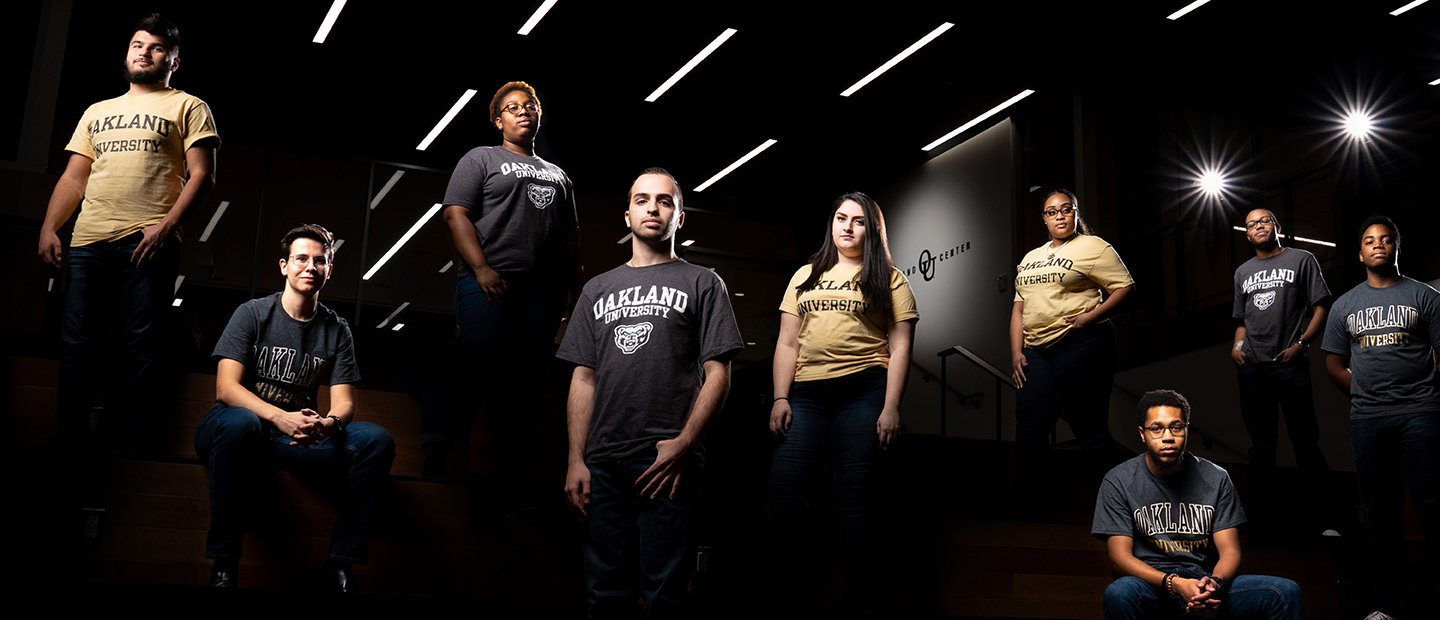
[36,14,219,444]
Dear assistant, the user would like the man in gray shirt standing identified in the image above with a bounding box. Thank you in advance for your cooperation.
[1231,209,1330,517]
[1324,215,1440,620]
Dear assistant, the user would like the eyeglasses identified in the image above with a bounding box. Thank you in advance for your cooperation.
[1142,422,1188,437]
[501,102,539,116]
[1043,204,1076,218]
[288,254,330,267]
[1245,216,1276,230]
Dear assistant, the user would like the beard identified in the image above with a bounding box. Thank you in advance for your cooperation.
[123,60,169,85]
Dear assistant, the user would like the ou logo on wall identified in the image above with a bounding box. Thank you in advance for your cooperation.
[613,322,654,354]
[528,183,556,209]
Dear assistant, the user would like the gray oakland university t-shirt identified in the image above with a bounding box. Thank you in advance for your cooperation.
[557,260,744,462]
[1322,277,1440,418]
[443,146,577,277]
[1233,247,1330,362]
[212,293,361,411]
[1092,453,1247,576]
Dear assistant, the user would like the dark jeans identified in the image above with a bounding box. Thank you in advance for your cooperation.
[58,231,179,439]
[584,450,699,620]
[194,405,396,563]
[1350,411,1440,617]
[1236,360,1327,470]
[423,273,565,455]
[767,366,888,611]
[1102,575,1303,620]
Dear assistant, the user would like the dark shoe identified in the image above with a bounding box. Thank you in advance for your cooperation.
[328,566,352,593]
[210,568,237,588]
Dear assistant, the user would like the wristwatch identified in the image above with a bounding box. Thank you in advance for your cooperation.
[1296,338,1311,352]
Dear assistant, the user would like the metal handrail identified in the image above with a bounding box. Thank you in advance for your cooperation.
[938,344,1014,440]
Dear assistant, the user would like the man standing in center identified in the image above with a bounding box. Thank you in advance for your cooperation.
[558,168,744,619]
[1230,209,1330,521]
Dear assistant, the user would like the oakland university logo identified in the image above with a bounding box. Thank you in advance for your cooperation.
[613,322,654,354]
[1253,290,1276,310]
[527,183,556,209]
[903,241,972,282]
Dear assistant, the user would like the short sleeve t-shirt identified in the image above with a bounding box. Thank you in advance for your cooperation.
[1232,247,1331,362]
[1014,234,1134,349]
[65,88,220,246]
[556,260,745,461]
[779,263,919,382]
[1091,453,1247,577]
[442,146,578,276]
[212,293,361,411]
[1322,277,1440,418]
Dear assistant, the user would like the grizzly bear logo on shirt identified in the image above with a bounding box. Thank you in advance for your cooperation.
[1253,290,1276,311]
[527,183,556,209]
[613,322,653,355]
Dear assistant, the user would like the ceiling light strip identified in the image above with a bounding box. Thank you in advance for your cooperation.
[376,301,410,329]
[1391,0,1431,16]
[645,29,738,102]
[840,22,954,97]
[1166,0,1214,20]
[362,203,442,280]
[518,0,560,35]
[1231,227,1336,248]
[199,200,230,242]
[416,90,478,151]
[922,90,1034,151]
[695,139,778,192]
[370,171,405,209]
[313,0,348,43]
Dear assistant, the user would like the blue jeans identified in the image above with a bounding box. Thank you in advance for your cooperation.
[584,450,698,620]
[1102,575,1303,619]
[1350,411,1440,617]
[194,405,396,563]
[58,232,179,438]
[422,273,565,449]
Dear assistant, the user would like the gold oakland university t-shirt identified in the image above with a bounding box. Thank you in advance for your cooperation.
[1014,234,1133,349]
[64,88,220,246]
[780,263,919,382]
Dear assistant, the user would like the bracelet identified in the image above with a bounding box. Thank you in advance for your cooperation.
[773,396,789,402]
[1163,573,1177,596]
[1206,575,1225,591]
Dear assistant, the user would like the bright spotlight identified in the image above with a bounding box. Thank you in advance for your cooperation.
[1342,111,1373,140]
[1198,169,1226,197]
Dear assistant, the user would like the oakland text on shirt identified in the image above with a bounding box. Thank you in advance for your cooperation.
[1133,501,1216,537]
[592,285,689,325]
[1015,255,1077,287]
[499,160,564,183]
[797,277,871,316]
[252,345,331,388]
[89,113,173,155]
[1344,304,1420,338]
[1241,267,1297,294]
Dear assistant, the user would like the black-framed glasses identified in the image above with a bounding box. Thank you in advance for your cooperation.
[1245,216,1276,230]
[1043,204,1076,218]
[502,102,539,116]
[1142,422,1188,437]
[288,254,329,267]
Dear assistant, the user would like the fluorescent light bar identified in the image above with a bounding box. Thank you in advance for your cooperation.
[695,139,778,191]
[370,171,405,210]
[1167,0,1213,20]
[518,0,559,35]
[1391,0,1431,16]
[363,203,442,280]
[681,239,695,247]
[172,298,183,307]
[1430,77,1440,86]
[333,239,345,253]
[734,293,745,297]
[312,0,347,43]
[48,278,54,292]
[922,90,1035,151]
[439,260,454,273]
[376,301,410,329]
[646,28,738,102]
[174,275,185,294]
[617,232,633,244]
[416,90,478,151]
[1231,227,1336,248]
[199,200,230,242]
[391,323,405,331]
[840,22,953,97]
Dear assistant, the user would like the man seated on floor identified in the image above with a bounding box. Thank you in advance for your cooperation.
[1092,388,1303,619]
[194,223,394,591]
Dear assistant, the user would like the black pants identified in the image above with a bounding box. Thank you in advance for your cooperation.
[1013,323,1117,505]
[1236,359,1327,470]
